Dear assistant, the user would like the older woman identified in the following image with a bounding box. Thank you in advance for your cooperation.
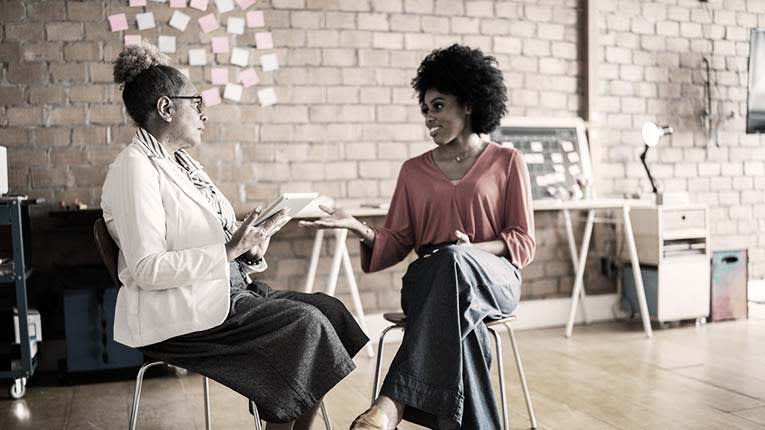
[101,43,368,430]
[301,44,535,429]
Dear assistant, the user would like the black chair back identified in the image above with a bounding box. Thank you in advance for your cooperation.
[93,218,121,288]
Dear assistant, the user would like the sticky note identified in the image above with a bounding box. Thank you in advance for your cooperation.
[215,0,235,13]
[190,0,208,10]
[255,32,273,49]
[178,67,190,79]
[246,10,264,27]
[238,68,259,87]
[530,141,543,152]
[560,140,574,152]
[227,16,245,35]
[551,153,563,163]
[230,47,249,67]
[198,13,219,33]
[124,34,142,46]
[158,35,176,53]
[211,36,229,53]
[211,67,229,85]
[188,48,207,66]
[260,53,278,71]
[129,0,147,6]
[236,0,256,9]
[568,152,580,162]
[201,88,222,107]
[223,83,243,101]
[258,87,277,106]
[150,0,167,2]
[108,13,129,32]
[169,11,191,31]
[136,12,156,30]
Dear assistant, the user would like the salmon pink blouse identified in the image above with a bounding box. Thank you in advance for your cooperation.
[361,142,536,273]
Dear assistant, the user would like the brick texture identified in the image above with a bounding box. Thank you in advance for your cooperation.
[3,0,762,314]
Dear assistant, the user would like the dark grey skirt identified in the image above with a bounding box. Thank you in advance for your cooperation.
[379,245,521,430]
[139,267,369,423]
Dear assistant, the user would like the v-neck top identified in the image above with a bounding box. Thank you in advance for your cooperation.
[360,142,536,272]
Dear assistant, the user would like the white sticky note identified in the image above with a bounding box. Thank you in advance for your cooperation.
[524,153,544,164]
[569,165,581,175]
[177,67,190,79]
[260,53,278,71]
[227,16,245,35]
[215,0,235,13]
[551,153,563,163]
[188,48,207,66]
[158,35,176,53]
[136,12,156,30]
[169,11,191,31]
[560,140,574,152]
[567,152,580,162]
[258,87,277,106]
[553,164,564,173]
[223,83,243,101]
[246,10,264,27]
[230,47,249,67]
[530,141,543,152]
[130,0,147,6]
[236,0,256,9]
[255,31,273,49]
[124,34,142,46]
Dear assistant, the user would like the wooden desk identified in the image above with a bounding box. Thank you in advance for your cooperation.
[535,198,654,338]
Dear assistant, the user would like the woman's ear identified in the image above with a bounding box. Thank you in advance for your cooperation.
[156,96,174,123]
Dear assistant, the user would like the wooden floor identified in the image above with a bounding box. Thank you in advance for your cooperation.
[2,319,765,429]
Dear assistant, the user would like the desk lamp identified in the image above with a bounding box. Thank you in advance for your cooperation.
[640,122,673,195]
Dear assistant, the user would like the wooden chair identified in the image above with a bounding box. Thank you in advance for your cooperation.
[94,219,333,430]
[372,312,538,430]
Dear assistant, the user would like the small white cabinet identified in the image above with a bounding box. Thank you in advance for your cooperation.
[621,205,710,323]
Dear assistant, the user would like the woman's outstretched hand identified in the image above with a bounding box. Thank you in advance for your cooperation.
[299,205,376,245]
[298,205,358,230]
[226,207,291,262]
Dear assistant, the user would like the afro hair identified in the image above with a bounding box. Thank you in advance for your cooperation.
[411,44,508,134]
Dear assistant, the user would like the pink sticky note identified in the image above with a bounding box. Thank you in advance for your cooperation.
[255,32,273,49]
[124,34,142,46]
[211,36,229,53]
[198,13,220,33]
[129,0,147,6]
[189,0,208,10]
[108,13,129,32]
[170,0,187,7]
[236,0,256,9]
[211,67,229,85]
[246,10,264,28]
[201,88,222,107]
[238,68,259,88]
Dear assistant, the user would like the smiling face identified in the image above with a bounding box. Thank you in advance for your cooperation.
[420,89,472,146]
[164,80,207,149]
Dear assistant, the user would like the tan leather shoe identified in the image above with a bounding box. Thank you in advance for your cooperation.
[349,407,397,430]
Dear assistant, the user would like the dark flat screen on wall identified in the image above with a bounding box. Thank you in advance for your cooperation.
[747,28,765,133]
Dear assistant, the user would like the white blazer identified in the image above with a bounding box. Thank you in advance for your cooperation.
[101,138,232,348]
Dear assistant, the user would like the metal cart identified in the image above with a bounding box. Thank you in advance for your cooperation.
[0,198,38,399]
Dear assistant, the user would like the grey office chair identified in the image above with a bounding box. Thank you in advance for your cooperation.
[94,219,333,430]
[372,312,537,430]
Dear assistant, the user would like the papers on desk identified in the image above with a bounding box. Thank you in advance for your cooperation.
[169,11,191,31]
[158,35,176,53]
[136,12,156,30]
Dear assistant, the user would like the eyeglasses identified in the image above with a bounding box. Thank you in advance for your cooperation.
[168,95,204,114]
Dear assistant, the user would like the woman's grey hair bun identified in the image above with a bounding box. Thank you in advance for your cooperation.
[113,43,170,85]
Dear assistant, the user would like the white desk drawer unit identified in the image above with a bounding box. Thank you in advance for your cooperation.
[622,205,710,323]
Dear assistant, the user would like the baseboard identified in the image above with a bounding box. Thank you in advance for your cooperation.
[363,293,619,343]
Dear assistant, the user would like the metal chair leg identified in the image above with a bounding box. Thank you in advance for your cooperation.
[504,323,537,429]
[203,376,212,430]
[488,327,509,430]
[129,361,166,430]
[320,399,333,430]
[372,325,401,405]
[251,400,262,430]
